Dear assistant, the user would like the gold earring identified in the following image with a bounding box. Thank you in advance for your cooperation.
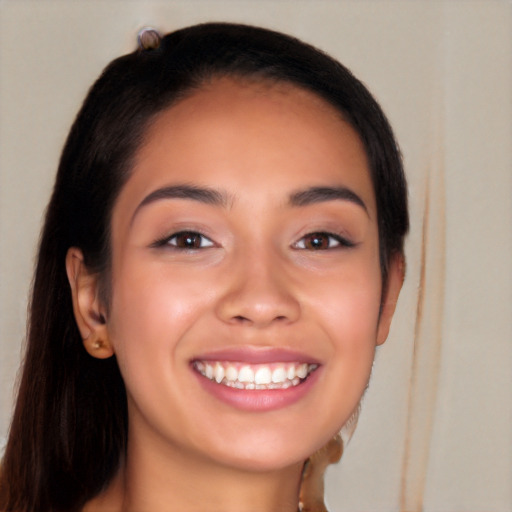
[92,339,103,350]
[298,433,343,512]
[83,333,114,359]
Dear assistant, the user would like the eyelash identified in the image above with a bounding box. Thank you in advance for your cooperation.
[151,231,215,250]
[151,230,354,251]
[293,231,355,251]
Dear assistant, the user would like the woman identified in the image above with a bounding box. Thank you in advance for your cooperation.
[0,23,408,512]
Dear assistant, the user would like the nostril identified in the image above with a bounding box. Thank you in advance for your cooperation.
[232,314,288,324]
[230,313,292,325]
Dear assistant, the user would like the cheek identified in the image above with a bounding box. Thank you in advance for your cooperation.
[106,257,214,377]
[300,257,382,409]
[301,255,382,340]
[323,282,380,370]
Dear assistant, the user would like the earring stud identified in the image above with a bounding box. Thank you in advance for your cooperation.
[92,339,103,350]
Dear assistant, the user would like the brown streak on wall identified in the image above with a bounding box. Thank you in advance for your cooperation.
[399,146,446,511]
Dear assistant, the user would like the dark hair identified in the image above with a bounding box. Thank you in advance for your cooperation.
[0,22,408,511]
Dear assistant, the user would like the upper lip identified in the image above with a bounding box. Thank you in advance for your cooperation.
[191,346,321,365]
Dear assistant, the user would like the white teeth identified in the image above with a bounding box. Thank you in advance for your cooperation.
[238,365,254,383]
[272,366,286,383]
[225,365,238,382]
[254,366,272,385]
[214,362,224,383]
[194,361,318,390]
[296,363,308,379]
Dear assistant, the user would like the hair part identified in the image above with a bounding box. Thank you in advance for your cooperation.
[0,22,408,511]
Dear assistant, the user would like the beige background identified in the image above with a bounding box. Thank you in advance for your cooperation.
[0,1,511,511]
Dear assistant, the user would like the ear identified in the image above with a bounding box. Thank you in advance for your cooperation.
[66,247,114,359]
[376,253,405,346]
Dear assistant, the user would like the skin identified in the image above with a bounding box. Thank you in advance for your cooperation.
[67,78,404,512]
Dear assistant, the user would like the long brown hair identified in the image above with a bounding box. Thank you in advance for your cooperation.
[0,22,408,511]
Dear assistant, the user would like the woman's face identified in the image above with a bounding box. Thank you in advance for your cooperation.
[103,78,399,471]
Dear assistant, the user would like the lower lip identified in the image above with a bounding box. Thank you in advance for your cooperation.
[192,367,321,412]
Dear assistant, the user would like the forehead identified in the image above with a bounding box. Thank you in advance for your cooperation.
[118,77,376,218]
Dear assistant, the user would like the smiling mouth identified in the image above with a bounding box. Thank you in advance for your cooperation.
[192,361,319,390]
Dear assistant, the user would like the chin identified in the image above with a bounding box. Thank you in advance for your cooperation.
[201,426,337,474]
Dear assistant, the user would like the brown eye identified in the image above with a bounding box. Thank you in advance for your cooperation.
[294,232,353,250]
[303,233,330,250]
[167,231,214,249]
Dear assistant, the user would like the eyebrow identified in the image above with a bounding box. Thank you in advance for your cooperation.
[289,186,368,213]
[131,184,231,224]
[131,183,368,225]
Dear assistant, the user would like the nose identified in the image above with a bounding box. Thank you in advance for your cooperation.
[215,251,301,328]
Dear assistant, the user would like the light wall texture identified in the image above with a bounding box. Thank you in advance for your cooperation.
[0,1,511,511]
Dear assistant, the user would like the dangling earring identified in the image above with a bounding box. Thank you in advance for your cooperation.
[339,404,360,448]
[298,407,360,512]
[298,434,343,512]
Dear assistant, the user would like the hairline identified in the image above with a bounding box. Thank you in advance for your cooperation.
[95,72,389,310]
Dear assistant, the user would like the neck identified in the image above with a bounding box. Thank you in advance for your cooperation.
[83,431,304,512]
